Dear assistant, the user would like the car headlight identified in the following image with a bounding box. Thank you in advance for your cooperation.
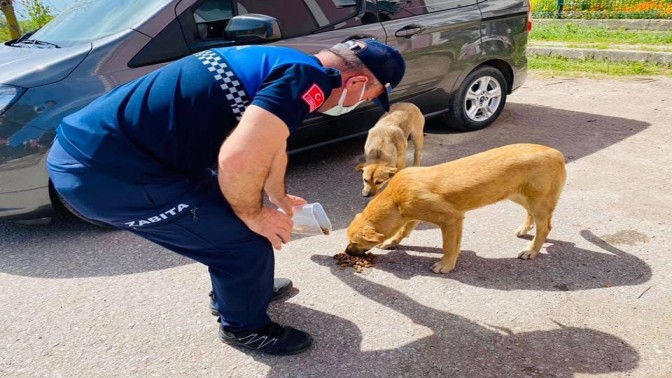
[0,85,25,116]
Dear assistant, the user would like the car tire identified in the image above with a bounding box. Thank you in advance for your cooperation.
[443,66,508,132]
[49,182,115,229]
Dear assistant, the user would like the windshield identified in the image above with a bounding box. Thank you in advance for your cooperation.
[28,0,175,48]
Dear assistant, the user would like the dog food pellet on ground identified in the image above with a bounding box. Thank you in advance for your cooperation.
[333,252,379,273]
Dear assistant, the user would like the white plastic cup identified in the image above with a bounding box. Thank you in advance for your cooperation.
[287,203,332,235]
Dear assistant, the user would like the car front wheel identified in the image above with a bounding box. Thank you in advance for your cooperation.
[443,66,508,132]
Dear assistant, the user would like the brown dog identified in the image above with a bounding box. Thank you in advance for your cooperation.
[345,144,567,273]
[356,102,425,197]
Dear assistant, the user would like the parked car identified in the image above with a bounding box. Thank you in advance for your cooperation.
[0,0,530,223]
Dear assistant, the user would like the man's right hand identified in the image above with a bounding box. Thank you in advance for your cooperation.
[269,193,308,217]
[242,207,293,250]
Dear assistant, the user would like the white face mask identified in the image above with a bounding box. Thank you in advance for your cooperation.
[322,84,366,116]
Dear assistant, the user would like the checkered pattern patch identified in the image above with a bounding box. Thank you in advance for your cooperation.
[195,50,250,121]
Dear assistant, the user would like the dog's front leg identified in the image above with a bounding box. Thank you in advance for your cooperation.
[432,218,464,274]
[411,131,424,166]
[380,220,420,249]
[395,152,407,170]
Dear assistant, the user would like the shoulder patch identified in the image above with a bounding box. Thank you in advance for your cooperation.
[301,84,325,113]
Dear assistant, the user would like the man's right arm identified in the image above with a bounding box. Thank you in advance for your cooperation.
[217,105,293,250]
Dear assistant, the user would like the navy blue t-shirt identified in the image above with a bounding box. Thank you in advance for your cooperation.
[56,46,339,183]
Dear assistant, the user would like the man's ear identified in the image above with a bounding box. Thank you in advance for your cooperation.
[361,225,385,243]
[384,167,398,178]
[355,163,366,172]
[345,75,369,90]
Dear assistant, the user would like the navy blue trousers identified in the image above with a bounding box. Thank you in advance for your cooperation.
[47,140,273,332]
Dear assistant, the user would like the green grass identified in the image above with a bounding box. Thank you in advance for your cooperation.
[530,55,672,77]
[529,22,672,76]
[530,23,672,44]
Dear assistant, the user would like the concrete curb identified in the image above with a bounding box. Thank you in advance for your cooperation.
[528,46,672,65]
[532,18,672,31]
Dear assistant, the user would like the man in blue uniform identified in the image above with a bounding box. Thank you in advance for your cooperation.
[46,39,405,355]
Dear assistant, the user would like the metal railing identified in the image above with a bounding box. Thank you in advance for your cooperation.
[531,0,672,19]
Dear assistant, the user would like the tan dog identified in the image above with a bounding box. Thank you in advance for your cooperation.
[356,102,425,197]
[345,144,567,273]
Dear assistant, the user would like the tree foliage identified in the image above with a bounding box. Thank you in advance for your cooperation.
[18,0,52,28]
[0,0,52,42]
[0,0,21,40]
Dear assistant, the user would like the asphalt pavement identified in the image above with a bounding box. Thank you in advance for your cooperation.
[1,74,671,377]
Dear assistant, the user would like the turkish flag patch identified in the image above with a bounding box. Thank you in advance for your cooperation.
[301,84,325,112]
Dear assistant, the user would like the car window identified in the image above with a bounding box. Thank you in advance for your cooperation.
[193,0,234,40]
[190,0,363,41]
[237,0,361,38]
[373,0,474,21]
[195,0,234,22]
[28,0,175,48]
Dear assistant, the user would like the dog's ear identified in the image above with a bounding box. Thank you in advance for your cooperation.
[384,167,398,178]
[355,163,366,172]
[361,225,385,243]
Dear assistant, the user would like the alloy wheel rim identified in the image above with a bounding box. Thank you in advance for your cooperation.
[463,76,502,122]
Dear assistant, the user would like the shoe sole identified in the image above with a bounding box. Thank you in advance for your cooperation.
[219,334,313,356]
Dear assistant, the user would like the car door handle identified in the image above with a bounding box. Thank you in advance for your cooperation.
[395,25,425,38]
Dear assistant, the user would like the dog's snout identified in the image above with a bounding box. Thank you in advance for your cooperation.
[344,244,365,256]
[362,186,377,197]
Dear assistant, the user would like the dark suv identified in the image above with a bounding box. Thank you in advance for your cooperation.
[0,0,530,223]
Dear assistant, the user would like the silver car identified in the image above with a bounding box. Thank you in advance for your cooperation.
[0,0,530,223]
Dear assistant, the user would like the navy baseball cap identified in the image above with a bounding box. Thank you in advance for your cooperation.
[343,39,405,112]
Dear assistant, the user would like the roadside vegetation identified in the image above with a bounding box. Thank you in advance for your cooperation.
[0,22,9,42]
[0,18,46,41]
[1,0,52,42]
[531,0,672,19]
[528,21,672,77]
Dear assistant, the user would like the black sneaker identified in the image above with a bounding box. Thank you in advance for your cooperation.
[209,278,293,316]
[219,321,313,355]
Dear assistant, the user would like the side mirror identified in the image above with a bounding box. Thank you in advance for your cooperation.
[225,14,282,42]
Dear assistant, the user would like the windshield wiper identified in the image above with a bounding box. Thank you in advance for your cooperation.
[12,39,60,48]
[13,29,37,44]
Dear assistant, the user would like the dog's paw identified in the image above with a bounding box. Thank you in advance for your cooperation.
[431,260,456,274]
[517,249,539,260]
[515,225,534,237]
[379,240,399,250]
